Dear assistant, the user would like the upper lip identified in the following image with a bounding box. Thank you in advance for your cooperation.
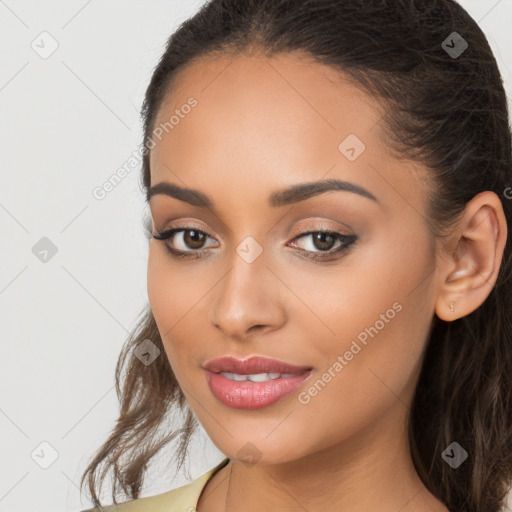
[203,356,313,375]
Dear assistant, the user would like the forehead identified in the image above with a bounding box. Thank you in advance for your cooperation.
[151,52,382,163]
[149,52,428,216]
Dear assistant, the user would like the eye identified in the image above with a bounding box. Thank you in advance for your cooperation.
[152,226,357,262]
[288,230,357,261]
[152,227,217,259]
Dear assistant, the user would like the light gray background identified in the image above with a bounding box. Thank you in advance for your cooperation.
[1,1,511,511]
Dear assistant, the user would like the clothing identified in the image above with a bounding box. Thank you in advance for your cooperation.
[80,457,230,512]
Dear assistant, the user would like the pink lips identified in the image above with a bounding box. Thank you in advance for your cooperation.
[202,356,313,410]
[203,356,312,375]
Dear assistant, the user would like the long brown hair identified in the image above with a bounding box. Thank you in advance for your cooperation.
[80,1,512,510]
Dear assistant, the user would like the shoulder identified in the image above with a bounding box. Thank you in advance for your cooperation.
[80,457,230,512]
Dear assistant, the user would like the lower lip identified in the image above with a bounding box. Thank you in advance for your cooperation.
[205,369,313,410]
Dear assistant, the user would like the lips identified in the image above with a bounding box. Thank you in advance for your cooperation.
[203,356,314,409]
[202,356,312,375]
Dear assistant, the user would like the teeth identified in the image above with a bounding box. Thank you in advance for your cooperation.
[219,372,297,382]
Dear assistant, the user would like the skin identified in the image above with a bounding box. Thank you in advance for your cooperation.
[146,51,507,512]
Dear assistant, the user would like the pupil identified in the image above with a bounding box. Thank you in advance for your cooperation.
[314,233,335,251]
[185,230,205,249]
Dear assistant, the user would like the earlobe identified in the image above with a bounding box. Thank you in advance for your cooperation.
[434,192,507,322]
[435,272,468,322]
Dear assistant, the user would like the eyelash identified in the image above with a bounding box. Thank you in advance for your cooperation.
[151,226,358,262]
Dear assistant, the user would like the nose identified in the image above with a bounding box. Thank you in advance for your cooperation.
[209,249,286,340]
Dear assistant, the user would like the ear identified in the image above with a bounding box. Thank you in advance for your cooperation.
[434,191,508,321]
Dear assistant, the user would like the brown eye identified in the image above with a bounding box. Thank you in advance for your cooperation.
[289,230,358,262]
[183,229,207,250]
[310,232,336,251]
[152,227,216,255]
[152,226,357,262]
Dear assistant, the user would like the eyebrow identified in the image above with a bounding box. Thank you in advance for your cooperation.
[146,178,378,208]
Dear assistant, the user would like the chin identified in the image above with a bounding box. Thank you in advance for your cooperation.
[210,431,309,466]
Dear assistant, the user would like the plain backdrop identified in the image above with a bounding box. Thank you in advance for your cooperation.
[0,1,511,511]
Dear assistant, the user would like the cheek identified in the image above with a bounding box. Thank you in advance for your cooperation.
[147,245,199,329]
[147,248,186,364]
[147,246,170,325]
[293,229,434,403]
[287,294,430,457]
[146,246,212,372]
[277,239,417,357]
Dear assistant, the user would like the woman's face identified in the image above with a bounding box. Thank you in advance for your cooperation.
[147,52,439,464]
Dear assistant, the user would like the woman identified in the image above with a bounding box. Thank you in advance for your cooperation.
[80,0,512,511]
